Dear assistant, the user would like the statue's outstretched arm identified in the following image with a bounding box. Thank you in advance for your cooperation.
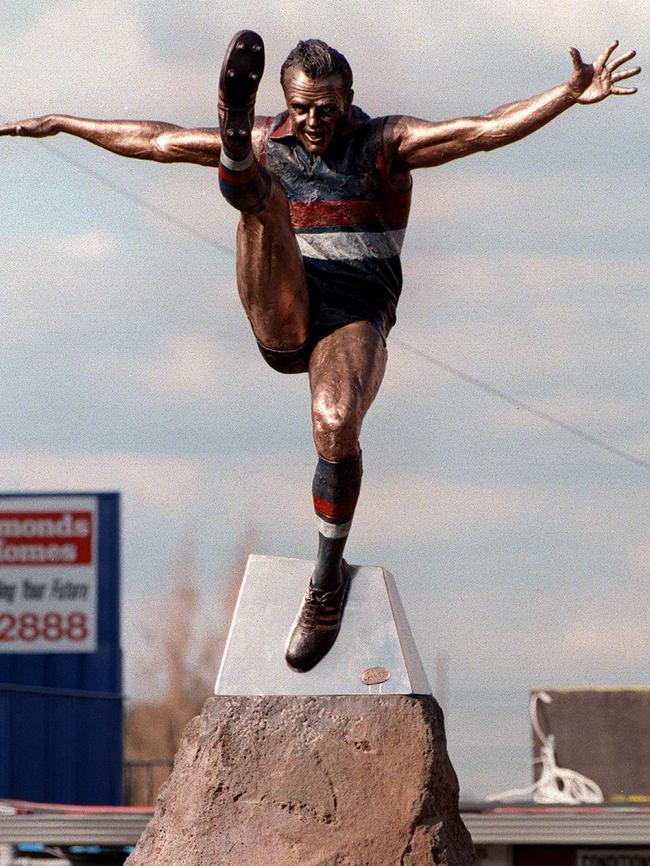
[0,114,223,166]
[388,41,640,170]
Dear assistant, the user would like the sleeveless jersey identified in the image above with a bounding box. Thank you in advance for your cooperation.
[259,106,412,338]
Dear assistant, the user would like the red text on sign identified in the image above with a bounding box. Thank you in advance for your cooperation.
[0,611,89,642]
[0,512,93,566]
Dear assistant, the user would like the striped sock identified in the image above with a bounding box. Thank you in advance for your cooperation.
[218,149,270,214]
[311,450,363,590]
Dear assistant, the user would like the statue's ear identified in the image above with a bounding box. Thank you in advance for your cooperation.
[347,88,354,110]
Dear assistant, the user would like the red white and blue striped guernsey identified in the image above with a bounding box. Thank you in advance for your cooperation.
[258,106,412,340]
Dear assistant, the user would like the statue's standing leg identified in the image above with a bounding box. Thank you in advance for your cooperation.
[285,321,387,671]
[309,322,387,586]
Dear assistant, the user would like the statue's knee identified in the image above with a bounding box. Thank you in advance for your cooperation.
[312,398,358,460]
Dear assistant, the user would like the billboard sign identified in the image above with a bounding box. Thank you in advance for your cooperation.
[0,496,98,653]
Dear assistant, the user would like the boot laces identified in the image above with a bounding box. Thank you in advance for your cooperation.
[298,583,343,626]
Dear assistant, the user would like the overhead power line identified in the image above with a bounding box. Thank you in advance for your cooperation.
[393,337,650,472]
[11,134,648,474]
[41,141,231,254]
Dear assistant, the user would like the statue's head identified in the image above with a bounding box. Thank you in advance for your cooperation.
[280,39,354,155]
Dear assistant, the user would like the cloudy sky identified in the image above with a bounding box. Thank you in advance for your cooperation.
[1,0,647,796]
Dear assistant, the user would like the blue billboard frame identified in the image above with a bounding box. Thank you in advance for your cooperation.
[0,492,122,804]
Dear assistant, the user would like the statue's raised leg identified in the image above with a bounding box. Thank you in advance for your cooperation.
[218,32,310,357]
[217,29,270,214]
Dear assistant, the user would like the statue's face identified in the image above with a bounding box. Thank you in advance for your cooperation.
[282,67,353,155]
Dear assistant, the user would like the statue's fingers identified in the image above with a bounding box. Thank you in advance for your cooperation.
[611,85,638,95]
[569,46,583,71]
[608,49,636,72]
[596,39,619,68]
[611,66,641,83]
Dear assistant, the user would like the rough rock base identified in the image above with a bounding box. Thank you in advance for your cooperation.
[126,695,477,866]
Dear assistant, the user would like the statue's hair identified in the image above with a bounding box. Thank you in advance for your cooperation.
[280,39,353,92]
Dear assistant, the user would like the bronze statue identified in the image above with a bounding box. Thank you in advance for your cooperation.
[2,32,639,672]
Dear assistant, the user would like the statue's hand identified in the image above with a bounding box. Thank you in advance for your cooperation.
[0,115,59,137]
[569,42,640,105]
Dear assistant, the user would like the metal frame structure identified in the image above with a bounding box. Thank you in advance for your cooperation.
[1,804,649,847]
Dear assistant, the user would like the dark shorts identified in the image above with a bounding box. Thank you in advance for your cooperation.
[257,319,388,375]
[256,270,393,375]
[257,323,344,375]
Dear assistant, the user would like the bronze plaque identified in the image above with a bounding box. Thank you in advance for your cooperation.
[361,666,391,686]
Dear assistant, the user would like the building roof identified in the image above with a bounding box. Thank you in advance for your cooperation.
[462,803,650,845]
[1,801,649,847]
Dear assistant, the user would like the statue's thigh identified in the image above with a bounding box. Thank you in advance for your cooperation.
[234,181,309,348]
[309,321,387,435]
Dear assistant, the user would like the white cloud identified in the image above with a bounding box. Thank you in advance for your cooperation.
[628,540,650,577]
[471,0,646,53]
[622,433,650,460]
[407,170,648,253]
[481,389,640,436]
[392,318,576,391]
[390,241,648,399]
[0,449,205,511]
[360,473,533,540]
[137,169,237,255]
[51,230,118,260]
[2,1,211,120]
[138,331,249,400]
[563,607,650,661]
